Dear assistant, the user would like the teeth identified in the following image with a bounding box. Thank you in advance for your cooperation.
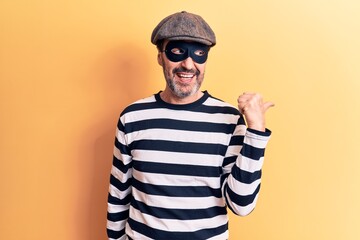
[178,74,194,78]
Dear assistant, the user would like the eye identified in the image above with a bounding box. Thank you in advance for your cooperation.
[171,48,185,55]
[194,50,206,56]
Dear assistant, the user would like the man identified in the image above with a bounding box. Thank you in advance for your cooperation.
[107,11,274,240]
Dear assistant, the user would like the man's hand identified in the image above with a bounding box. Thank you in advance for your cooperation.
[237,92,274,132]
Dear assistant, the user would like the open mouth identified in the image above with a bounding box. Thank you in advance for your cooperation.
[176,73,195,81]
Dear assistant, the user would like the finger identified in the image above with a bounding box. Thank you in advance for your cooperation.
[237,98,248,104]
[238,102,247,112]
[263,101,275,111]
[239,92,255,98]
[239,105,248,115]
[238,94,253,102]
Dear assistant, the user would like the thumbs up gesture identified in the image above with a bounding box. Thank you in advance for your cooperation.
[237,92,274,132]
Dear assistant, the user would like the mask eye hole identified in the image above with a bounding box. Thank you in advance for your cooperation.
[170,48,185,55]
[194,49,206,56]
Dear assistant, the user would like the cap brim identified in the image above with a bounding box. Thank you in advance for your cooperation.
[166,36,214,46]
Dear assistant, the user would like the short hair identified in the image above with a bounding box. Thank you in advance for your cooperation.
[156,39,165,51]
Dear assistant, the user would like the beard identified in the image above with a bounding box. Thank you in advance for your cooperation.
[164,66,204,99]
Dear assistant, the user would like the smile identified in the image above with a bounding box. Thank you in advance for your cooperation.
[176,73,195,79]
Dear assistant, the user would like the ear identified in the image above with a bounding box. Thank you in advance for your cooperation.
[157,52,163,66]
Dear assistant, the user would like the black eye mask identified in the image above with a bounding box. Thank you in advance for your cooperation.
[164,41,210,64]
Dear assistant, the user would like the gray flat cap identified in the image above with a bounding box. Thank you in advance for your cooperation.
[151,11,216,46]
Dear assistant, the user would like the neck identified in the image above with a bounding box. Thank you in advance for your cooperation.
[160,90,204,105]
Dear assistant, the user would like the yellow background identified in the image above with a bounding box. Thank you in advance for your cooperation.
[1,0,359,239]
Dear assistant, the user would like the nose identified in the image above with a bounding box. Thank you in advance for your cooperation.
[180,56,195,70]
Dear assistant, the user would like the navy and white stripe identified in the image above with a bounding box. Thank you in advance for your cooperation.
[107,91,271,240]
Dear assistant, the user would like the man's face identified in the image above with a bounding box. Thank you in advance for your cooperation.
[158,40,209,99]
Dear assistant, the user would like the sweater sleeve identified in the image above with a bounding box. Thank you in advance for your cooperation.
[222,116,271,216]
[107,117,133,240]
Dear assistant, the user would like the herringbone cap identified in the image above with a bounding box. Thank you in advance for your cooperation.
[151,11,216,46]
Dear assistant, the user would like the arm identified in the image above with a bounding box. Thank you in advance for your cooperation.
[107,117,133,240]
[222,93,273,216]
[222,123,271,216]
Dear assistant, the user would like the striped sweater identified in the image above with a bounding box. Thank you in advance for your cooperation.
[107,91,271,240]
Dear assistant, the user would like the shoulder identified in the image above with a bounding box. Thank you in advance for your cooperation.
[120,94,157,117]
[204,93,240,115]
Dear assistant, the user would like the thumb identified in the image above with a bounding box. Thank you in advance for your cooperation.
[263,101,275,111]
